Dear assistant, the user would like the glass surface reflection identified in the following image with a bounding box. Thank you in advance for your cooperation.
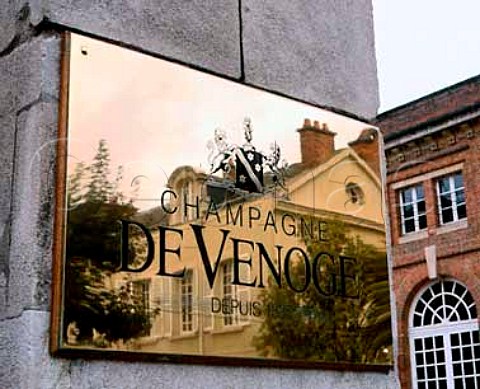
[57,33,391,365]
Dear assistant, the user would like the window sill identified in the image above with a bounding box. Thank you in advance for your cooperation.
[436,219,468,235]
[170,330,199,341]
[398,230,428,244]
[211,323,250,335]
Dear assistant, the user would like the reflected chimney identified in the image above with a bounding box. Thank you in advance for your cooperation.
[297,119,336,166]
[348,128,380,176]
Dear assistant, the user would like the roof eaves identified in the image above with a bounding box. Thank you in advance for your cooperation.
[383,102,480,144]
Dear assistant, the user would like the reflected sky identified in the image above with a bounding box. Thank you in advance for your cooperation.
[68,34,374,211]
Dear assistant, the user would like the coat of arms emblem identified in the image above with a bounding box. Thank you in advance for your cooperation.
[207,118,286,193]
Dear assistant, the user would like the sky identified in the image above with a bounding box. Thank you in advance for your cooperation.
[373,0,480,113]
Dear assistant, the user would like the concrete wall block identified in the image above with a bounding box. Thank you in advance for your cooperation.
[0,33,61,318]
[6,101,59,318]
[0,0,42,54]
[0,310,72,389]
[42,0,241,78]
[0,0,17,53]
[0,33,61,118]
[0,114,16,314]
[242,0,379,118]
[0,114,16,224]
[1,310,397,389]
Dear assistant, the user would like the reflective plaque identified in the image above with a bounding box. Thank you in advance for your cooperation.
[51,33,391,368]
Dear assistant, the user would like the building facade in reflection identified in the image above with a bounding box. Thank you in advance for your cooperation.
[115,119,386,358]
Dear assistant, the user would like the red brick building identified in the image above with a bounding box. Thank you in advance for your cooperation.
[376,75,480,389]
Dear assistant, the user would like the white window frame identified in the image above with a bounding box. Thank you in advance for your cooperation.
[436,172,466,225]
[221,259,251,327]
[409,280,479,389]
[181,180,195,222]
[222,261,239,327]
[399,184,427,235]
[202,273,214,332]
[180,269,197,334]
[149,278,163,337]
[126,279,152,337]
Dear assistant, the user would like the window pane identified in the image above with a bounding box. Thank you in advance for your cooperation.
[417,185,425,199]
[442,208,454,224]
[452,334,460,347]
[456,305,469,321]
[418,200,426,213]
[438,178,450,193]
[437,352,445,363]
[457,204,467,220]
[419,215,427,229]
[432,282,442,295]
[425,337,434,350]
[453,363,462,376]
[440,194,452,209]
[431,295,443,311]
[418,367,425,379]
[454,173,464,189]
[473,331,479,343]
[464,347,473,361]
[405,219,415,233]
[423,308,433,325]
[402,188,413,203]
[461,332,471,344]
[463,361,473,375]
[438,364,446,378]
[416,300,426,315]
[453,348,461,361]
[416,352,425,365]
[426,352,435,365]
[435,336,444,348]
[404,204,414,218]
[444,281,454,293]
[426,364,435,376]
[414,314,422,327]
[415,338,424,349]
[445,294,457,308]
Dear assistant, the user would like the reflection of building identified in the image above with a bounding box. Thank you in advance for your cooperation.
[376,76,480,389]
[123,119,386,357]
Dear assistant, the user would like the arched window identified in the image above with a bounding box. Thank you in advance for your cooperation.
[409,280,479,389]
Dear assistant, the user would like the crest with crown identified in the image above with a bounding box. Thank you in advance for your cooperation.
[207,118,287,193]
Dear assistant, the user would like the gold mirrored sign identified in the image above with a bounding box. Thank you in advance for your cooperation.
[51,33,391,368]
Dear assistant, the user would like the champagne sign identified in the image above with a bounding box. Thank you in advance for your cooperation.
[51,33,391,368]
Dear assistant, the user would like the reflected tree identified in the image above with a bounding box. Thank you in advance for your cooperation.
[254,220,392,363]
[63,139,156,347]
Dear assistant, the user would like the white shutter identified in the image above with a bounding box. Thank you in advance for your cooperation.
[162,277,172,337]
[238,257,251,324]
[150,278,163,336]
[202,273,214,331]
[192,269,199,332]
